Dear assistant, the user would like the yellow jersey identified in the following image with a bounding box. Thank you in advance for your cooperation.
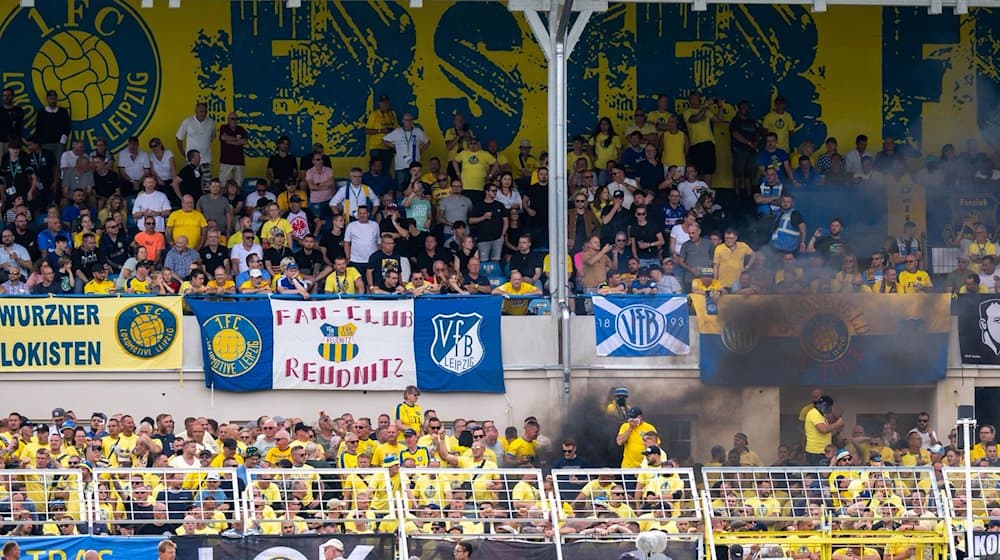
[166,209,208,248]
[682,107,716,145]
[454,150,496,192]
[804,408,830,454]
[394,402,423,437]
[618,420,656,468]
[713,242,754,288]
[590,133,621,169]
[366,110,398,151]
[761,111,796,152]
[661,130,687,167]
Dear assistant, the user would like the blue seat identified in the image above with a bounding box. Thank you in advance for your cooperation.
[242,177,262,195]
[528,298,551,315]
[480,261,502,278]
[488,276,505,289]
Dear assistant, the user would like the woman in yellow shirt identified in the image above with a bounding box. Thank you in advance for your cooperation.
[590,117,622,185]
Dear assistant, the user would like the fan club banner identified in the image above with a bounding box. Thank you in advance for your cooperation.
[958,294,1000,365]
[0,296,183,372]
[187,296,505,393]
[174,534,397,560]
[8,536,161,558]
[406,537,697,560]
[593,296,690,357]
[973,532,1000,560]
[693,293,950,385]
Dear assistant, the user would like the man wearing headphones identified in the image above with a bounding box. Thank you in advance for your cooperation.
[804,394,845,465]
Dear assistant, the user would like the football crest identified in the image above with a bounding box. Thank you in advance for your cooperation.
[430,312,484,375]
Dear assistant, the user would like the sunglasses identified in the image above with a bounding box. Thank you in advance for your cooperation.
[428,426,441,431]
[562,449,574,454]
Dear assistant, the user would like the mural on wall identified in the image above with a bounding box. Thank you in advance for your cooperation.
[0,0,997,178]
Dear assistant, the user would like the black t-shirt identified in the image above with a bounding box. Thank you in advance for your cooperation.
[294,248,326,277]
[462,272,491,291]
[600,204,632,245]
[72,248,104,280]
[267,153,298,185]
[93,170,123,200]
[630,220,662,259]
[199,244,230,274]
[471,200,507,241]
[454,247,479,275]
[319,230,345,261]
[508,251,540,278]
[0,152,34,202]
[814,235,850,262]
[26,149,55,189]
[367,250,402,286]
[414,247,453,276]
[729,115,760,152]
[636,160,665,193]
[12,227,39,261]
[526,183,549,229]
[176,164,202,200]
[263,246,294,269]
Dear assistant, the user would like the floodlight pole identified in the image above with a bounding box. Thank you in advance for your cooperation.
[513,0,599,420]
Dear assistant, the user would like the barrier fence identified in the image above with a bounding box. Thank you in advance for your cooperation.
[3,465,995,558]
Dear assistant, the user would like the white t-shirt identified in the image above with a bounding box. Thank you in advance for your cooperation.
[132,190,172,232]
[678,179,710,210]
[118,150,151,182]
[980,272,999,293]
[607,179,638,209]
[383,126,429,171]
[670,224,690,256]
[176,115,216,163]
[230,243,263,273]
[59,151,81,179]
[344,220,380,264]
[150,149,175,182]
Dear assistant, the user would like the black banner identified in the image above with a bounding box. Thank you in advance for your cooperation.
[173,534,397,560]
[973,531,1000,560]
[958,294,1000,364]
[405,537,699,560]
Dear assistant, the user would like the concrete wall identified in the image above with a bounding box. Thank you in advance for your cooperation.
[9,316,1000,466]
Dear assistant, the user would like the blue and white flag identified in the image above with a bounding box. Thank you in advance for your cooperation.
[593,296,690,357]
[415,296,505,393]
[188,297,274,392]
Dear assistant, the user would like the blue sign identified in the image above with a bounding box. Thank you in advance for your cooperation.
[593,296,690,357]
[188,297,273,392]
[8,536,161,558]
[414,296,505,393]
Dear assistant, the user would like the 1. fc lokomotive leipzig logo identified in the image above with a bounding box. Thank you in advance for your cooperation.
[0,0,161,152]
[430,312,484,375]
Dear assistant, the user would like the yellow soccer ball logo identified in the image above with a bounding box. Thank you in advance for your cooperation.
[129,313,165,348]
[32,30,120,120]
[212,328,248,362]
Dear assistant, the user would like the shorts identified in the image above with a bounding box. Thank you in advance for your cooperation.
[689,141,717,175]
[218,163,245,188]
[731,149,757,180]
[477,237,504,261]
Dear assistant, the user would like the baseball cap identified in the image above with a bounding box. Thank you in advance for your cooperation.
[245,446,260,458]
[285,261,299,269]
[289,194,303,203]
[612,386,629,397]
[637,267,650,276]
[383,454,400,467]
[700,267,714,277]
[519,139,532,148]
[221,438,237,449]
[403,428,418,437]
[206,472,221,480]
[627,407,643,418]
[835,449,852,462]
[613,190,625,198]
[272,415,286,424]
[60,420,76,431]
[249,269,262,278]
[929,444,945,455]
[387,202,398,210]
[198,449,213,458]
[642,445,661,456]
[378,94,390,102]
[51,408,66,418]
[294,422,311,433]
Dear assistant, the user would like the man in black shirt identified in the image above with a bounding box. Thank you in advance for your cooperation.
[469,184,507,262]
[34,90,70,162]
[412,234,451,276]
[91,154,123,206]
[366,234,402,288]
[729,100,760,197]
[630,206,665,267]
[9,213,38,261]
[462,256,492,294]
[71,232,104,289]
[0,88,24,153]
[25,137,56,211]
[172,149,204,206]
[99,218,129,273]
[1,136,36,207]
[294,233,332,293]
[507,234,541,286]
[267,135,298,187]
[198,228,230,275]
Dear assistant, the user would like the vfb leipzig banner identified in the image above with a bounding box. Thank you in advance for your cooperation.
[593,296,690,357]
[0,296,183,372]
[186,296,504,393]
[958,294,1000,365]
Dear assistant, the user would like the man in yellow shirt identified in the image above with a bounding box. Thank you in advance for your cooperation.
[324,257,364,295]
[616,407,658,468]
[897,256,933,293]
[972,425,996,461]
[259,202,292,241]
[803,395,844,465]
[492,270,542,315]
[84,265,115,294]
[505,420,540,467]
[713,229,755,289]
[366,95,397,169]
[264,430,293,465]
[968,223,998,273]
[452,138,498,196]
[166,195,208,248]
[681,91,723,182]
[761,96,796,152]
[395,386,423,436]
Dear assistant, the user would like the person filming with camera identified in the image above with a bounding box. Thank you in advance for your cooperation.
[804,394,845,465]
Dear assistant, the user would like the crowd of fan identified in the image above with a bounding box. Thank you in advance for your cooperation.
[3,89,999,314]
[0,386,996,549]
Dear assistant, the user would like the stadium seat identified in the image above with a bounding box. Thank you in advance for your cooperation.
[488,276,504,289]
[480,261,502,278]
[242,177,261,194]
[528,298,551,315]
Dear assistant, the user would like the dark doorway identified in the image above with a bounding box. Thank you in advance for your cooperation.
[975,387,1000,432]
